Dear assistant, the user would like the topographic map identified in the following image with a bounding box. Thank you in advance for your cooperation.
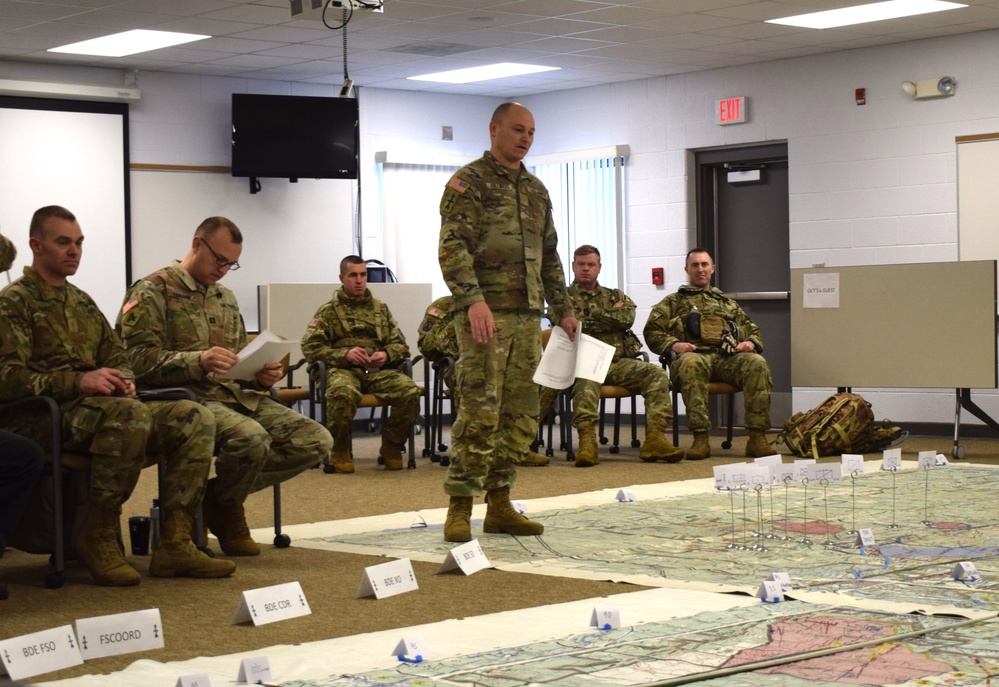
[302,465,999,612]
[280,602,999,687]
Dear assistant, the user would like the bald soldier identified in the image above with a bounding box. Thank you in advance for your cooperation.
[302,255,422,473]
[439,102,577,542]
[0,206,233,586]
[118,216,332,556]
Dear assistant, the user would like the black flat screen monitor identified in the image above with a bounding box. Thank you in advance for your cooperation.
[231,93,358,179]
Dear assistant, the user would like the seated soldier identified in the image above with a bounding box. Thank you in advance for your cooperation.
[1,206,234,585]
[419,295,548,466]
[643,247,773,459]
[302,256,421,473]
[540,245,683,467]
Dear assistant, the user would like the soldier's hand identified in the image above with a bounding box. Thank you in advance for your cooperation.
[468,301,495,344]
[672,342,698,354]
[366,351,388,369]
[560,316,579,342]
[255,362,283,388]
[200,346,239,375]
[80,368,131,396]
[346,346,371,367]
[735,341,755,353]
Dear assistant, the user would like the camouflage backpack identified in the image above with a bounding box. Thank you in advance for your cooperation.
[774,392,903,459]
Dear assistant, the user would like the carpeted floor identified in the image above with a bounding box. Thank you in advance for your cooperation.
[1,424,996,683]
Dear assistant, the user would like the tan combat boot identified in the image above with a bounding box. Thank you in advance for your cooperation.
[329,424,354,473]
[574,422,599,468]
[686,432,711,461]
[745,429,773,458]
[521,450,550,467]
[381,438,404,471]
[444,496,473,542]
[639,427,685,463]
[151,509,236,578]
[483,487,544,536]
[203,485,261,556]
[76,505,141,587]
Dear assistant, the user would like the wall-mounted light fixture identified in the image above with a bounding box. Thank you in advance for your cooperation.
[901,76,957,100]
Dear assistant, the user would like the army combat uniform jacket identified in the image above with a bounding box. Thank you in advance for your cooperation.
[301,288,411,369]
[568,282,640,361]
[117,261,267,410]
[417,295,458,363]
[643,285,764,357]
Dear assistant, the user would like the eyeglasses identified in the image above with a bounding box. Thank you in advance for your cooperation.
[201,238,240,271]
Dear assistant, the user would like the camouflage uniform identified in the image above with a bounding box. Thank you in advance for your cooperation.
[418,295,459,403]
[301,287,421,445]
[439,151,571,496]
[117,261,331,504]
[643,286,772,432]
[0,266,214,512]
[542,282,673,428]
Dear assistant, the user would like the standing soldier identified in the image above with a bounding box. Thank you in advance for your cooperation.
[302,255,421,473]
[643,247,773,459]
[0,206,233,586]
[541,245,684,467]
[438,102,577,542]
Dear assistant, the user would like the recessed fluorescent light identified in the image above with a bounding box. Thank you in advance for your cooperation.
[408,62,559,84]
[49,29,210,57]
[766,0,967,29]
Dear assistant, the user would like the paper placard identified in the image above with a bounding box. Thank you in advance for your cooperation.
[856,528,876,548]
[917,450,936,470]
[776,464,797,484]
[753,454,782,468]
[951,561,980,581]
[392,636,430,661]
[745,464,772,487]
[232,581,311,626]
[438,539,490,575]
[590,606,621,630]
[409,514,428,528]
[237,656,271,684]
[935,453,949,466]
[357,558,418,599]
[511,500,527,514]
[881,447,902,470]
[0,625,83,681]
[808,463,842,483]
[766,571,792,591]
[615,488,636,502]
[802,272,839,308]
[713,464,735,490]
[755,580,784,603]
[841,454,864,475]
[793,459,815,480]
[75,608,164,660]
[177,673,211,687]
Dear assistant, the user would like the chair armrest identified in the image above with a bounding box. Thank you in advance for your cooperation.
[138,387,199,402]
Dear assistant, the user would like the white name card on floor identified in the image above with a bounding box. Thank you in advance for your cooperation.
[590,606,621,630]
[776,464,797,484]
[882,448,902,470]
[616,488,636,502]
[237,655,271,684]
[753,454,782,469]
[357,558,418,599]
[511,500,527,514]
[935,453,949,466]
[793,459,815,480]
[918,451,937,470]
[0,625,83,681]
[438,539,490,575]
[75,608,164,660]
[952,562,980,581]
[808,463,842,483]
[856,528,876,549]
[745,464,771,487]
[232,581,311,626]
[755,580,784,603]
[766,571,793,591]
[392,636,430,661]
[714,464,748,490]
[841,454,864,475]
[177,672,211,687]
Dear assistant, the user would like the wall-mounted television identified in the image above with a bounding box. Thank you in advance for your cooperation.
[231,93,358,180]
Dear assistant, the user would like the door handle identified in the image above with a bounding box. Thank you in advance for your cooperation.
[727,291,790,301]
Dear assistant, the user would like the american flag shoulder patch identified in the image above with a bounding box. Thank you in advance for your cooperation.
[448,177,469,194]
[121,295,139,315]
[308,317,319,328]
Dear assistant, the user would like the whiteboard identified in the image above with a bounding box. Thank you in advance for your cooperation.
[130,169,355,330]
[957,135,999,262]
[0,99,127,321]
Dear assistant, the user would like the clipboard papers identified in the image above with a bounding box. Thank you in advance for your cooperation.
[533,325,614,389]
[221,330,297,381]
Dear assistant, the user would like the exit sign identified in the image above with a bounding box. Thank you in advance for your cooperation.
[716,96,747,125]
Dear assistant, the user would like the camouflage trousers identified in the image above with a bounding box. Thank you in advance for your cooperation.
[444,309,541,497]
[539,358,674,429]
[208,396,333,504]
[0,397,215,511]
[324,367,422,445]
[670,351,772,432]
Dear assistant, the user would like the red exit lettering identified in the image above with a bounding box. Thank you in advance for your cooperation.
[716,97,746,125]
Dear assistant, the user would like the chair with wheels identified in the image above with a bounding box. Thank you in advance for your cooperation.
[422,356,455,467]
